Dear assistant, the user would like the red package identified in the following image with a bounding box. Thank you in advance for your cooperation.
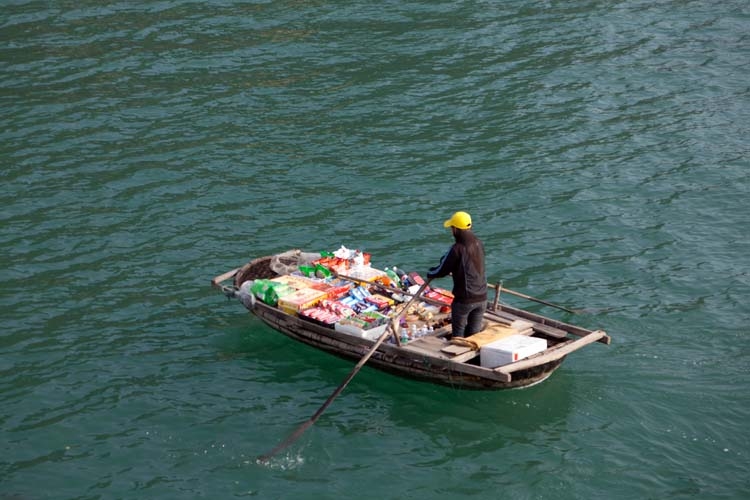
[408,272,426,286]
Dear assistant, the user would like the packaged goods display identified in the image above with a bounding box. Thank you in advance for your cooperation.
[259,245,451,342]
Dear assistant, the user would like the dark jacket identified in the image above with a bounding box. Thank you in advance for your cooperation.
[427,233,487,303]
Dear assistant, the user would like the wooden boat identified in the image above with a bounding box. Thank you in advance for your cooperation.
[211,250,610,390]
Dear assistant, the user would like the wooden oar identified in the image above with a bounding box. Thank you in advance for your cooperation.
[256,279,432,464]
[490,283,580,314]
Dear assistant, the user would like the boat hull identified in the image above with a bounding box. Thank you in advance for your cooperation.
[213,252,609,391]
[250,300,565,390]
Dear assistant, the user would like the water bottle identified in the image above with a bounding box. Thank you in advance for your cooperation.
[400,328,408,343]
[352,251,365,271]
[384,267,400,288]
[394,266,407,279]
[403,274,413,289]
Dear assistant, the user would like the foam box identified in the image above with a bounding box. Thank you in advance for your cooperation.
[335,311,390,341]
[480,335,547,368]
[335,321,388,341]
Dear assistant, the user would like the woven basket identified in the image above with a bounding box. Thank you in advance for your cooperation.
[233,249,313,288]
[234,256,277,288]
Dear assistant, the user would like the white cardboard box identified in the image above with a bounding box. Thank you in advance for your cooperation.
[480,335,547,368]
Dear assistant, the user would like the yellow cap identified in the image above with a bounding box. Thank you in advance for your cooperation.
[443,211,472,230]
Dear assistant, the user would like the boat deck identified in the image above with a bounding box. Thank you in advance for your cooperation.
[400,336,469,361]
[400,324,536,364]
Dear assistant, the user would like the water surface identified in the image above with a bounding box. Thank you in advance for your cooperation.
[2,1,749,498]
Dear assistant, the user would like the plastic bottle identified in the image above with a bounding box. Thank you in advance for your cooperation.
[352,251,365,271]
[384,267,400,288]
[400,328,409,344]
[393,266,411,290]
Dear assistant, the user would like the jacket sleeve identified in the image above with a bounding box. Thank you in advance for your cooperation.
[427,246,457,279]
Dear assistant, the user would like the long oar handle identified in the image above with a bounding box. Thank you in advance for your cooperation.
[257,279,432,464]
[491,283,578,314]
[257,325,391,463]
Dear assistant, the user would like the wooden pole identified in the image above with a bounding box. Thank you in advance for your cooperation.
[488,283,579,314]
[492,281,502,311]
[211,268,239,289]
[256,279,432,464]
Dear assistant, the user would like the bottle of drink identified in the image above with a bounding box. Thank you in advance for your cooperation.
[397,268,411,290]
[400,328,409,344]
[352,251,365,271]
[384,267,400,288]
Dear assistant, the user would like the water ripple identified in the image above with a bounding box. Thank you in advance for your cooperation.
[2,0,749,498]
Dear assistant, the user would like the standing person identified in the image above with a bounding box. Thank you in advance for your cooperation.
[427,211,488,338]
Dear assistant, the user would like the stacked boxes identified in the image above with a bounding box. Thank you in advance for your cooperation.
[277,288,328,316]
[265,247,442,342]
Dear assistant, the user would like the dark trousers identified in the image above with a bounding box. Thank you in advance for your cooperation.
[450,300,486,338]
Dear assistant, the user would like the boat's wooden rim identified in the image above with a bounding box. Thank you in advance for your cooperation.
[247,296,598,385]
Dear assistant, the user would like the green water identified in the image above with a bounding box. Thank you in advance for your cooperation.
[2,1,749,498]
